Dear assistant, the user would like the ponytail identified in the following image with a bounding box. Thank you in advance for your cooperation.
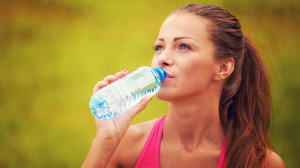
[224,36,272,168]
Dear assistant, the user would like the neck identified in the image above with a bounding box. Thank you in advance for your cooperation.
[163,88,224,151]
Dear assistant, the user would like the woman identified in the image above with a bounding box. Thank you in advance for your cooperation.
[82,4,285,168]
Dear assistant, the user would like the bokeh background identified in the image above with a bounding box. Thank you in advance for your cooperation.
[0,0,299,167]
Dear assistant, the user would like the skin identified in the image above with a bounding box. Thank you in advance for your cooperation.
[82,13,285,168]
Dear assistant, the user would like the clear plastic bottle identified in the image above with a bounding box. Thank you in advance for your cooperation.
[89,66,166,120]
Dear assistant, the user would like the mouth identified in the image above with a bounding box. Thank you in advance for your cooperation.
[162,71,174,82]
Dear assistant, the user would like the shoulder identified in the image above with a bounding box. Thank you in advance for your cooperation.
[109,118,159,168]
[126,118,159,141]
[266,149,286,168]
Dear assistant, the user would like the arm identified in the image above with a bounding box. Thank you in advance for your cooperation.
[82,135,121,167]
[82,70,153,168]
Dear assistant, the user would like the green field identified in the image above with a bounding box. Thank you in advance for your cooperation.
[0,0,299,167]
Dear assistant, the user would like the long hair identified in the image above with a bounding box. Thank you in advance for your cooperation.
[170,4,272,168]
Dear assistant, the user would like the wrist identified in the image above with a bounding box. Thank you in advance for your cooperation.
[93,134,122,151]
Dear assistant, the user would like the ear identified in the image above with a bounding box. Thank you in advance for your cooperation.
[213,58,235,81]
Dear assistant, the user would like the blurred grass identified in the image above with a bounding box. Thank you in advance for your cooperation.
[0,0,299,167]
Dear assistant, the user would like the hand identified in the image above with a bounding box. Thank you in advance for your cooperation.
[82,68,153,168]
[92,68,153,142]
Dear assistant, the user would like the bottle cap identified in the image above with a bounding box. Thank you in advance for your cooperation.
[153,67,166,82]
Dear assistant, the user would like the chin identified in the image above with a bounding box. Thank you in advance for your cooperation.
[155,89,176,102]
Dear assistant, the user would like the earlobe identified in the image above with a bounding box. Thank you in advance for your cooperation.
[213,58,235,81]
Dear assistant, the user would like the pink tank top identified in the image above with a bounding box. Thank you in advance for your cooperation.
[134,115,226,168]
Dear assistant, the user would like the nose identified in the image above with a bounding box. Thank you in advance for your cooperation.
[157,49,174,67]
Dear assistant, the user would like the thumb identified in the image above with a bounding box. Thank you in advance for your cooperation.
[125,95,153,120]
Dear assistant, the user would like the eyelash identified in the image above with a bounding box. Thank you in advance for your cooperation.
[153,45,164,51]
[153,43,192,51]
[179,43,191,50]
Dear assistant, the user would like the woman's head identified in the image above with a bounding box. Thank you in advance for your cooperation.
[168,4,245,103]
[153,4,272,168]
[151,7,236,102]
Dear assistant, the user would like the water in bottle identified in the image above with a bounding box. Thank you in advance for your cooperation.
[89,66,166,120]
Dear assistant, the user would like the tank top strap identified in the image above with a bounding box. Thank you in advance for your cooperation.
[217,136,227,168]
[134,115,167,168]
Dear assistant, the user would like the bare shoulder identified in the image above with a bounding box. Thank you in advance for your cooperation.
[266,149,286,168]
[126,118,159,140]
[108,118,159,168]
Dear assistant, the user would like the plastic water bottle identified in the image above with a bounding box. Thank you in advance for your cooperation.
[89,66,166,120]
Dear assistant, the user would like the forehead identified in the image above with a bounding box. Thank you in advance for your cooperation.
[158,13,211,41]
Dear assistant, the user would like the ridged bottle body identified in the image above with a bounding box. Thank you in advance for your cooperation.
[89,66,165,120]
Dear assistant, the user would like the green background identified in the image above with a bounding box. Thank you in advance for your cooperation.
[0,0,299,167]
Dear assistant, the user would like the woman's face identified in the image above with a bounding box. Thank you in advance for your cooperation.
[151,13,220,102]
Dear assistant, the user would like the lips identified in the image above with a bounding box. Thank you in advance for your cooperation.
[162,71,174,82]
[165,72,174,78]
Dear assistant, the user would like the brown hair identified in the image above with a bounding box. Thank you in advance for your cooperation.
[171,4,272,168]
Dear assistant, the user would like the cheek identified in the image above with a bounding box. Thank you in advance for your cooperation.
[178,61,215,91]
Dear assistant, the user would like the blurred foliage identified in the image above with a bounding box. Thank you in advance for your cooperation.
[0,0,299,167]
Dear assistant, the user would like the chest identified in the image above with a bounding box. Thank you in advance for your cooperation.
[160,143,221,168]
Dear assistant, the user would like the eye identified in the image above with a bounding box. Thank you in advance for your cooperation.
[179,43,191,50]
[153,45,164,51]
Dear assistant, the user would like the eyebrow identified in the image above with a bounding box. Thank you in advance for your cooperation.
[157,37,198,42]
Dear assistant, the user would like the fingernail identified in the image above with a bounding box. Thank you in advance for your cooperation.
[123,68,128,72]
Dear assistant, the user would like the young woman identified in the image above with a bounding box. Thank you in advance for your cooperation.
[82,4,286,168]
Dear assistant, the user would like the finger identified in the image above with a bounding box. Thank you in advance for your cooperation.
[115,68,128,78]
[124,95,153,120]
[92,69,128,95]
[93,81,110,94]
[103,75,120,83]
[92,75,119,94]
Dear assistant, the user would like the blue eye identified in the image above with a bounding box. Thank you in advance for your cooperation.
[179,43,191,50]
[153,45,164,51]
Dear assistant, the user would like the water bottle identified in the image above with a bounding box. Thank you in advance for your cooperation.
[89,66,166,120]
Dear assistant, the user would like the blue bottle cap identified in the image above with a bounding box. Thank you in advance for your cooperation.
[153,67,166,82]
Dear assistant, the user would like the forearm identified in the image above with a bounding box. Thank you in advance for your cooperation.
[82,136,121,168]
